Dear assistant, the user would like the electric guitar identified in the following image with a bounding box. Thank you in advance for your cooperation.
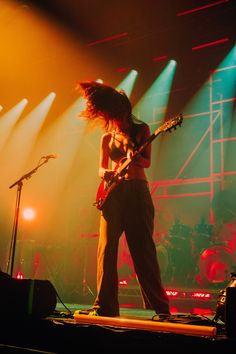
[94,113,183,210]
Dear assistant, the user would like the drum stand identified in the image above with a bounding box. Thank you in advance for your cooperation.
[82,248,94,297]
[80,233,98,298]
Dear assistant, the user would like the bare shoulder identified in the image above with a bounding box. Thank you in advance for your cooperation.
[100,132,112,145]
[141,122,150,132]
[135,122,151,137]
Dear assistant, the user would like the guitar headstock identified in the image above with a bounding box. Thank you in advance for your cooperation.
[160,113,183,133]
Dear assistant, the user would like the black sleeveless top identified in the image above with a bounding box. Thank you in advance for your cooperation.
[109,122,142,162]
[110,145,126,162]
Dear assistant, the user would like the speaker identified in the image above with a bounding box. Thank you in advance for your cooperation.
[225,287,236,338]
[0,276,57,318]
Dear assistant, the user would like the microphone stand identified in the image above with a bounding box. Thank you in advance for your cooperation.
[7,157,53,278]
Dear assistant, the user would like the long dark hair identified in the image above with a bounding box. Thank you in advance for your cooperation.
[78,81,133,131]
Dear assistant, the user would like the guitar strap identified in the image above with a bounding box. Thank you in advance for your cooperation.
[130,122,143,152]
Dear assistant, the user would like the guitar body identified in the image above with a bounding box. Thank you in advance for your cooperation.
[95,180,115,210]
[95,157,128,210]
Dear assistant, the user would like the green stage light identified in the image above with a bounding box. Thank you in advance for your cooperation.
[116,69,138,98]
[133,60,177,123]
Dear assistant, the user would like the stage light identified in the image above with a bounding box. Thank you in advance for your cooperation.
[191,291,211,299]
[133,59,177,123]
[176,1,230,16]
[96,79,104,83]
[16,271,24,279]
[116,69,138,98]
[49,92,56,99]
[169,60,176,66]
[116,67,131,73]
[1,92,56,174]
[131,69,138,75]
[192,38,229,51]
[86,32,128,47]
[152,55,167,62]
[166,290,179,297]
[0,98,28,151]
[22,208,36,221]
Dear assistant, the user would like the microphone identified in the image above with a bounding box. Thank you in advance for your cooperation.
[42,154,57,160]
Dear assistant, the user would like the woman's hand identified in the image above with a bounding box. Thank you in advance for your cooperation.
[103,169,116,182]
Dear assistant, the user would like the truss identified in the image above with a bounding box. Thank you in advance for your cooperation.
[150,65,236,225]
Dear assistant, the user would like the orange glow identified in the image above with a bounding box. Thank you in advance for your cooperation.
[22,208,36,221]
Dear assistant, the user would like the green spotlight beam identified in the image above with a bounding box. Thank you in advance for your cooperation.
[116,69,138,98]
[214,44,236,101]
[174,45,236,190]
[133,60,177,123]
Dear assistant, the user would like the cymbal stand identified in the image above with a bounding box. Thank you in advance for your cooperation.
[7,156,54,278]
[82,245,94,297]
[80,233,97,297]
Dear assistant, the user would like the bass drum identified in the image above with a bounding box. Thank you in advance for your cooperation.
[198,245,236,284]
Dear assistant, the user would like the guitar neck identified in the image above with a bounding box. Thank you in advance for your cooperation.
[136,127,162,154]
[117,127,162,174]
[116,114,183,175]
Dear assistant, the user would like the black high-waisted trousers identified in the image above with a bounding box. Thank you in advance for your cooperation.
[93,179,170,316]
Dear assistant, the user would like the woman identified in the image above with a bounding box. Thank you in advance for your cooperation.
[77,81,170,317]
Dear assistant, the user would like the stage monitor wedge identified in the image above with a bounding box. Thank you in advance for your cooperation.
[0,274,57,318]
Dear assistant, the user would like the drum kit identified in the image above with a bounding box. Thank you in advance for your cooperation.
[156,236,195,286]
[198,245,236,285]
[196,218,236,287]
[155,218,236,288]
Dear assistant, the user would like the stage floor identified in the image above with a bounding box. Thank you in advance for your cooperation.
[0,302,235,353]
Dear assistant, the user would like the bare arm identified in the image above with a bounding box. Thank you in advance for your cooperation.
[98,133,115,181]
[132,123,152,168]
